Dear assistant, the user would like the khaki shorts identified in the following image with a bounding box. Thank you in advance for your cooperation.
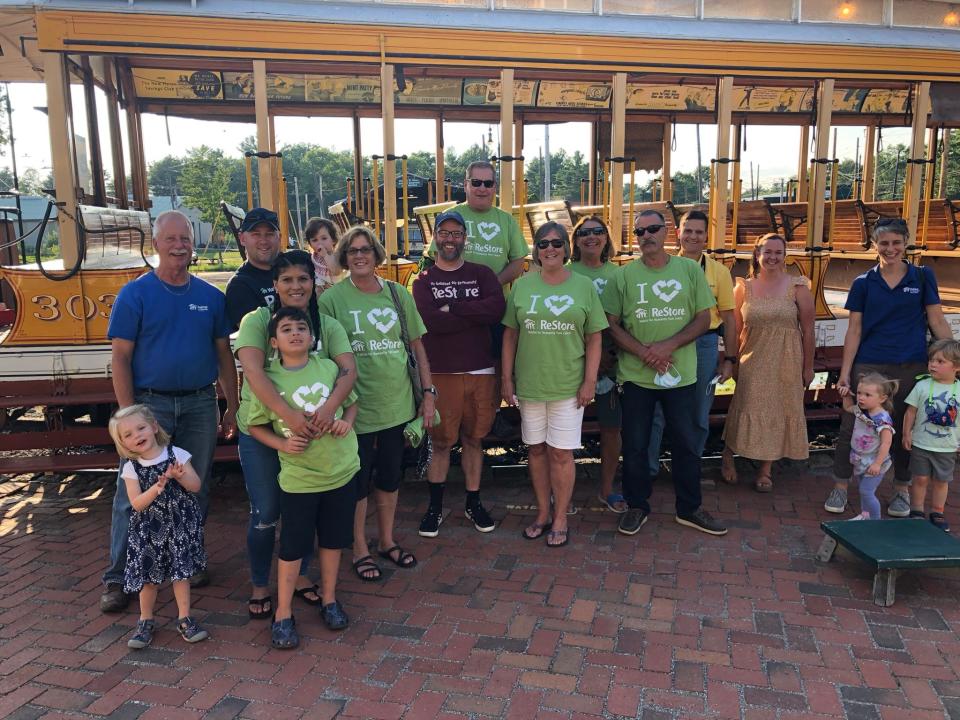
[430,373,499,448]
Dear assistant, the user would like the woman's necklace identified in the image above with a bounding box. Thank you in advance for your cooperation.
[350,274,382,294]
[155,272,191,296]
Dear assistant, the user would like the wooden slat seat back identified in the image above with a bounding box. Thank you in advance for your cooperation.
[220,201,245,245]
[733,200,778,248]
[327,203,354,236]
[917,199,957,253]
[412,201,457,249]
[79,205,151,266]
[522,200,574,243]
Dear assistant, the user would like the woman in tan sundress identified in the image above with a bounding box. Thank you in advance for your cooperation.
[721,233,815,492]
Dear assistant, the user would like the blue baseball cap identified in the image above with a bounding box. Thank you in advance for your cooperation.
[239,207,280,232]
[434,210,466,231]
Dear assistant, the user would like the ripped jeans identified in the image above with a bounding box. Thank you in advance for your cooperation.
[238,432,311,587]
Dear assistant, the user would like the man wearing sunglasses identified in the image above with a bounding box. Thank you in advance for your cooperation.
[602,209,727,537]
[428,161,527,289]
[648,210,737,478]
[412,210,506,538]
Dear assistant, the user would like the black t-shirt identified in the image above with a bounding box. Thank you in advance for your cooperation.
[225,262,276,330]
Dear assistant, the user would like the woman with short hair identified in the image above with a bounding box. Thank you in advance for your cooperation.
[502,221,608,547]
[319,226,435,581]
[824,219,952,515]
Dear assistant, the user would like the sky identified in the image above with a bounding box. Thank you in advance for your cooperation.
[4,82,913,195]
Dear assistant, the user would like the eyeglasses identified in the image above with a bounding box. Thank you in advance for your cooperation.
[535,239,565,249]
[346,246,375,256]
[575,227,607,238]
[435,230,466,241]
[634,224,665,236]
[469,179,496,188]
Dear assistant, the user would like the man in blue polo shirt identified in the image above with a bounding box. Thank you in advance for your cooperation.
[100,210,239,612]
[825,219,953,516]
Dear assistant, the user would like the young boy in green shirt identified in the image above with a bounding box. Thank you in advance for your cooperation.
[247,306,361,648]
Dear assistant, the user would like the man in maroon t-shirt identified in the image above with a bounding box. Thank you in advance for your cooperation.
[412,210,506,538]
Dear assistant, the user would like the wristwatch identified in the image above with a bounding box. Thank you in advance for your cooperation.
[724,356,738,364]
[424,386,439,397]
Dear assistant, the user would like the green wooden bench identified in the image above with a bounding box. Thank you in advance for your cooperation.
[816,519,960,607]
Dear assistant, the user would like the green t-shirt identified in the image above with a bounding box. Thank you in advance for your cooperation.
[601,256,715,390]
[503,271,608,401]
[571,260,620,379]
[905,377,960,452]
[246,355,360,493]
[428,203,528,276]
[234,306,352,434]
[318,279,427,434]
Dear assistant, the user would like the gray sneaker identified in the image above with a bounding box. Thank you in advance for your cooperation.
[824,487,847,514]
[887,491,911,518]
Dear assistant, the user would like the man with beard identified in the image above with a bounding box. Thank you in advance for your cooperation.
[412,210,506,537]
[603,209,727,537]
[225,208,282,330]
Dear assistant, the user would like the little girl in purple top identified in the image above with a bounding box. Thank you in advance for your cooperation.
[840,372,898,520]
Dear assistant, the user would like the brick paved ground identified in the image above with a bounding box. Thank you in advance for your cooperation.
[3,455,960,719]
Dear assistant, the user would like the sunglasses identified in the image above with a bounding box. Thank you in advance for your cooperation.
[435,230,465,241]
[536,239,565,250]
[346,246,375,256]
[634,224,666,236]
[575,227,608,238]
[469,179,496,188]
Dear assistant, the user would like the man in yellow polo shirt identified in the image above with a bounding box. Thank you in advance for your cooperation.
[649,210,736,472]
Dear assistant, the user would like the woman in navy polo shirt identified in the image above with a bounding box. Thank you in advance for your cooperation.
[824,219,953,516]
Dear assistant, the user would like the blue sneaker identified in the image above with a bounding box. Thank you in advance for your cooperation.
[127,619,155,649]
[176,616,209,643]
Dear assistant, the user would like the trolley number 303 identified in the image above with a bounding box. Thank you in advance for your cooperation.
[31,293,116,321]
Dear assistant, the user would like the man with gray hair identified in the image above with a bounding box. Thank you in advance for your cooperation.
[429,161,527,287]
[99,210,239,612]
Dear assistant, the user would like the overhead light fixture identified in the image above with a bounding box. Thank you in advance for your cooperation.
[838,1,855,19]
[945,8,959,26]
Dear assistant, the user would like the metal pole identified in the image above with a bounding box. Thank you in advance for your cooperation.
[3,83,25,258]
[893,147,903,199]
[293,176,303,239]
[695,123,703,204]
[318,174,325,218]
[543,125,551,201]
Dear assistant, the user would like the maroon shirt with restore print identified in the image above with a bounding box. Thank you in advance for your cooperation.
[412,261,506,374]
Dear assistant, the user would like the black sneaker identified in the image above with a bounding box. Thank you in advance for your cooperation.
[418,508,443,538]
[618,508,648,535]
[466,503,496,533]
[909,510,926,519]
[675,508,728,536]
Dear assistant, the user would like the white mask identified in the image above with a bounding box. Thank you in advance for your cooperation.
[654,364,682,388]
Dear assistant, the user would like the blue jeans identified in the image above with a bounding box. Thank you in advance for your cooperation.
[102,387,219,586]
[238,432,311,586]
[621,381,702,516]
[648,332,718,475]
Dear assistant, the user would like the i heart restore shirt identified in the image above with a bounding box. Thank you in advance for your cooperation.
[428,203,528,277]
[602,256,715,390]
[503,271,608,401]
[318,280,428,434]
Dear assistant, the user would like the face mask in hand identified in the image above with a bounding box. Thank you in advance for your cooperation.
[653,364,682,388]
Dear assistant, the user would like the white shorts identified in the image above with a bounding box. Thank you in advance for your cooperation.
[518,397,585,449]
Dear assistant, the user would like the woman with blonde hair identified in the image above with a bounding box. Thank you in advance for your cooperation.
[721,233,815,492]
